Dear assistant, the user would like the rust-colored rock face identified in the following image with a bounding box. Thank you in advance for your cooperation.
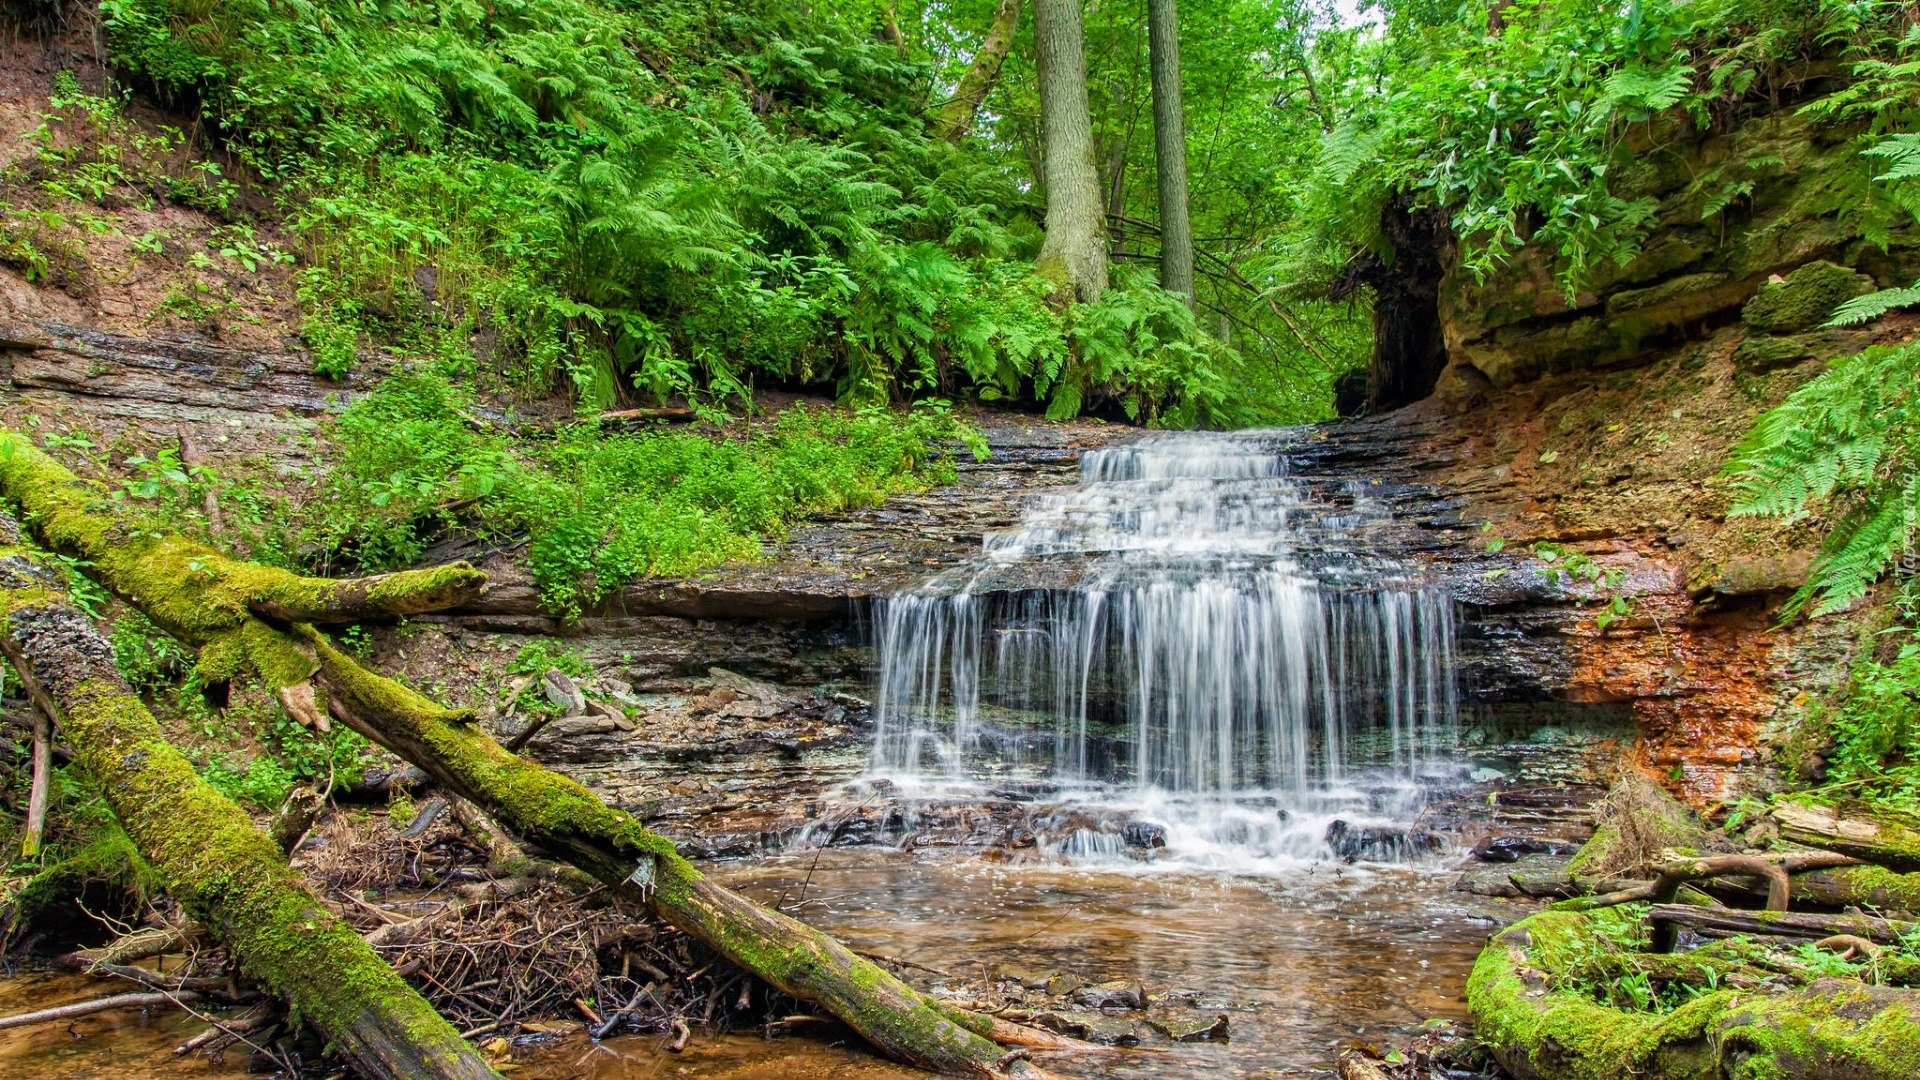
[1391,77,1920,805]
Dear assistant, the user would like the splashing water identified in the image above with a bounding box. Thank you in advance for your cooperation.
[866,430,1458,867]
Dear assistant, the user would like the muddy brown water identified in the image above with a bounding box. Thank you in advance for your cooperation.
[0,847,1517,1080]
[525,848,1513,1080]
[0,969,250,1080]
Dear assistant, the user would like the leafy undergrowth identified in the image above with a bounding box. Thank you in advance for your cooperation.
[0,0,1349,427]
[15,372,981,617]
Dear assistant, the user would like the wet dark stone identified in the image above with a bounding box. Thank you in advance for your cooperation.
[1122,821,1167,849]
[1324,819,1442,863]
[1469,835,1565,863]
[1072,980,1146,1010]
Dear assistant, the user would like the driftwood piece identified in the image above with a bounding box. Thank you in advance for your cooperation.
[1646,904,1916,947]
[55,923,201,970]
[1771,799,1920,873]
[0,516,500,1080]
[0,990,202,1030]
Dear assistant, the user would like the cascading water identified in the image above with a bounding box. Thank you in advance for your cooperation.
[866,430,1459,866]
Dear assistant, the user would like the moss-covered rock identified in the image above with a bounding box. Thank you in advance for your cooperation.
[1438,100,1907,389]
[1732,334,1815,373]
[1741,260,1878,334]
[1470,910,1920,1080]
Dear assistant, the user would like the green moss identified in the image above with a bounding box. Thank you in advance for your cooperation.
[1741,260,1878,334]
[0,528,491,1075]
[1733,334,1814,372]
[0,429,479,694]
[1470,910,1920,1080]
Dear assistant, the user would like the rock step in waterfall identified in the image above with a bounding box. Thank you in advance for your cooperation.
[864,430,1460,867]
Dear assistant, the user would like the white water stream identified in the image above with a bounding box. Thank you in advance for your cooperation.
[866,430,1459,868]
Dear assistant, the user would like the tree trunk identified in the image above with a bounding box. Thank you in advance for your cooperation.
[1146,0,1193,307]
[0,513,500,1080]
[1644,903,1914,947]
[0,427,1058,1080]
[1032,0,1106,303]
[937,0,1021,142]
[1771,798,1920,873]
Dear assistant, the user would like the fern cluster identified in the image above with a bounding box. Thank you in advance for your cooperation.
[78,0,1307,425]
[1729,339,1920,616]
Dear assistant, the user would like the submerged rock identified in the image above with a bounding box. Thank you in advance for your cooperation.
[1145,1012,1229,1042]
[1033,1011,1139,1045]
[1122,821,1168,849]
[1072,980,1146,1010]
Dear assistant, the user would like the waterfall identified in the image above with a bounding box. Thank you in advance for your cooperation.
[870,431,1456,804]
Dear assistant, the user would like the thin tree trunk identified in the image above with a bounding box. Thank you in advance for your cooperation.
[937,0,1022,141]
[1033,0,1107,302]
[1146,0,1193,307]
[0,513,500,1080]
[0,991,202,1031]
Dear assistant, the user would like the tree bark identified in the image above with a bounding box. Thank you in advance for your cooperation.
[1645,904,1915,947]
[1146,0,1194,307]
[1771,798,1920,872]
[0,514,500,1080]
[1033,0,1107,303]
[936,0,1022,142]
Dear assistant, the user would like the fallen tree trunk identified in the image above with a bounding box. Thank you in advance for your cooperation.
[0,430,484,693]
[1645,904,1916,947]
[306,625,1039,1077]
[1791,864,1920,912]
[0,514,501,1080]
[0,425,1056,1078]
[1770,798,1920,872]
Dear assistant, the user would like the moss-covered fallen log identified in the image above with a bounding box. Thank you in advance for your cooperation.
[1469,909,1920,1080]
[1771,797,1920,872]
[305,625,1036,1077]
[0,513,501,1080]
[1792,863,1920,912]
[0,425,1050,1079]
[0,430,484,702]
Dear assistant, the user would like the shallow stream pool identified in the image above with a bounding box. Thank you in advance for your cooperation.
[522,846,1515,1080]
